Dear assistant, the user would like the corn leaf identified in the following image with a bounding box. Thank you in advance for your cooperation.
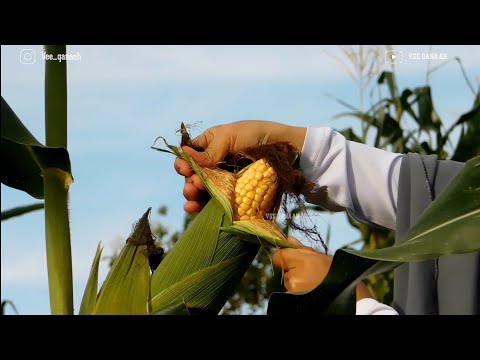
[1,203,44,221]
[378,71,398,100]
[93,209,153,315]
[451,92,480,162]
[211,231,258,263]
[151,199,224,296]
[413,86,441,131]
[151,208,259,314]
[222,220,298,249]
[155,301,191,315]
[151,251,256,314]
[1,96,73,199]
[345,155,480,261]
[152,140,233,223]
[79,243,103,315]
[1,300,19,315]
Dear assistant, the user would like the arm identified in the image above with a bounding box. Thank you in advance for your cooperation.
[176,122,402,228]
[300,127,403,230]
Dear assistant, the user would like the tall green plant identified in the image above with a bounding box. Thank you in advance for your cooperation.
[1,45,74,314]
[43,45,73,314]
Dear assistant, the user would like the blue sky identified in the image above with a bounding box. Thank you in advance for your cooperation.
[1,45,479,315]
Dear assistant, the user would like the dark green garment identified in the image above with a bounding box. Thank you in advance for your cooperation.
[393,154,479,315]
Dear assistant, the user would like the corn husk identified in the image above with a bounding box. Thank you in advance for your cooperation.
[80,138,299,315]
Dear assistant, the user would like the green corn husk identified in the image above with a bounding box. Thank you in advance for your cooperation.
[80,133,300,315]
[91,208,154,315]
[79,243,103,315]
[152,138,299,249]
[150,199,258,314]
[148,139,298,314]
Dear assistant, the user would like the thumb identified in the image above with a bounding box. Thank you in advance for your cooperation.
[183,139,229,167]
[286,236,303,246]
[286,236,315,251]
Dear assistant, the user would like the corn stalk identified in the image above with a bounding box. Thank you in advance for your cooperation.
[43,45,73,314]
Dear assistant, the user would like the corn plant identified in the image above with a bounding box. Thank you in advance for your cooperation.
[307,46,480,304]
[2,45,301,315]
[1,45,73,314]
[335,72,479,304]
[1,300,19,315]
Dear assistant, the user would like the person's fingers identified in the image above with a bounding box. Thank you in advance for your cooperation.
[175,158,194,177]
[283,270,304,293]
[286,236,317,252]
[184,201,205,213]
[272,249,286,270]
[273,247,320,271]
[286,236,303,246]
[186,174,206,191]
[191,129,214,150]
[283,269,317,293]
[275,247,334,293]
[183,139,230,167]
[183,183,203,201]
[273,248,299,272]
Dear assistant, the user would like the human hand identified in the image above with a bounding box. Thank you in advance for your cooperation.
[273,237,333,293]
[273,237,372,300]
[174,120,307,213]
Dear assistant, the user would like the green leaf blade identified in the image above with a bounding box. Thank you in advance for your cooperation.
[150,199,225,296]
[1,96,73,199]
[93,209,153,315]
[345,156,480,262]
[151,250,257,314]
[1,203,44,221]
[79,243,103,315]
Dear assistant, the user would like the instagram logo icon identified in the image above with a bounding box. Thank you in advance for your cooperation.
[20,49,36,64]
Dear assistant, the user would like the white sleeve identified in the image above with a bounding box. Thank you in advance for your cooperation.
[356,298,399,315]
[299,127,403,230]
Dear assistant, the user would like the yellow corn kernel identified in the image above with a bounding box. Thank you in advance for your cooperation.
[256,187,265,196]
[240,203,249,210]
[233,159,279,221]
[243,197,252,206]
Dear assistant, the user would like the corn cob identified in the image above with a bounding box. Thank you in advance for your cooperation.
[81,136,301,315]
[234,158,279,221]
[145,136,301,314]
[162,143,295,249]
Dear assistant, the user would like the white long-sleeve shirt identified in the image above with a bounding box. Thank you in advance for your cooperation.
[300,127,403,315]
